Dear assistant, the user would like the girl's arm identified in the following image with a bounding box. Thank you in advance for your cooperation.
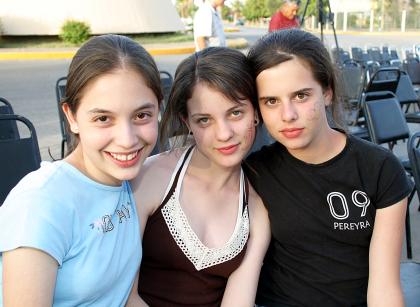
[125,272,149,307]
[221,197,271,307]
[367,198,407,307]
[3,247,58,307]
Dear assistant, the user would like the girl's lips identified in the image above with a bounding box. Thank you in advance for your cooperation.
[216,144,239,155]
[106,148,143,168]
[281,128,303,139]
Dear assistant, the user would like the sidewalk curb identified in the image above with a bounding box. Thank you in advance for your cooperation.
[0,38,248,60]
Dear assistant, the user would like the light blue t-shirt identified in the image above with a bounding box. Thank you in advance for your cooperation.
[0,161,141,306]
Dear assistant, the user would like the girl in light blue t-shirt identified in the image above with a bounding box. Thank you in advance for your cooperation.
[0,34,163,306]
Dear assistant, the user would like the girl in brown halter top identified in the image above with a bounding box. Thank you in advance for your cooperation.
[127,47,271,307]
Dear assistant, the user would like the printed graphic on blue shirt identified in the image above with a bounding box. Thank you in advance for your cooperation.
[90,201,132,233]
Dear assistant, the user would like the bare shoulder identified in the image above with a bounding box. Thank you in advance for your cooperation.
[247,183,270,237]
[131,150,181,188]
[130,148,187,213]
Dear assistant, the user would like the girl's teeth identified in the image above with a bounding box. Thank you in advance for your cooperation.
[110,151,138,161]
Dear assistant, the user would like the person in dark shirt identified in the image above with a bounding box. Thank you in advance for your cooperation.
[269,1,300,32]
[245,29,412,307]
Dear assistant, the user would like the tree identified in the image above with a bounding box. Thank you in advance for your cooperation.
[176,0,196,18]
[231,0,244,23]
[265,0,282,16]
[243,0,270,21]
[221,5,233,21]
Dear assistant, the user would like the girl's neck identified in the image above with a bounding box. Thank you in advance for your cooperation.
[187,148,242,190]
[288,127,347,165]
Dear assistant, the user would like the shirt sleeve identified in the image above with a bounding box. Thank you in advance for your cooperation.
[0,189,73,266]
[194,7,213,38]
[374,152,414,209]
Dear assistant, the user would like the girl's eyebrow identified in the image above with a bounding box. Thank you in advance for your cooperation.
[259,88,314,101]
[87,102,156,114]
[190,104,246,118]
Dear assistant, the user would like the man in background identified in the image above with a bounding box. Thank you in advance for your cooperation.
[193,0,226,51]
[268,1,300,32]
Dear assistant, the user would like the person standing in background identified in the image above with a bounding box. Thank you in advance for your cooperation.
[194,0,226,51]
[268,0,300,32]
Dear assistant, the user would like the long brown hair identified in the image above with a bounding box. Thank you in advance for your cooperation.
[62,34,163,154]
[160,47,257,148]
[247,28,344,128]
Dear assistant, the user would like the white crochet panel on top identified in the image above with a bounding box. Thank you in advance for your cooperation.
[161,194,249,271]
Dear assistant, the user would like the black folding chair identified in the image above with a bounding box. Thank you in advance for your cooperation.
[55,76,68,158]
[0,97,19,140]
[403,58,420,90]
[0,114,41,205]
[159,70,173,114]
[363,92,414,258]
[363,91,410,152]
[365,67,401,93]
[150,71,174,156]
[406,132,420,258]
[339,61,365,123]
[395,71,420,114]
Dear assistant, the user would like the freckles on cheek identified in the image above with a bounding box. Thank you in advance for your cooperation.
[244,120,256,147]
[307,105,321,121]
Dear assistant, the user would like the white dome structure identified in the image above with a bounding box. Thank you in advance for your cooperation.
[0,0,185,35]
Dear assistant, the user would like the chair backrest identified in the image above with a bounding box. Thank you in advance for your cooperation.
[340,61,365,102]
[367,47,383,63]
[159,70,173,112]
[390,49,399,60]
[150,71,174,156]
[55,76,68,140]
[0,114,41,204]
[408,132,420,197]
[0,97,20,140]
[365,67,401,93]
[363,91,410,146]
[395,71,419,107]
[403,59,420,85]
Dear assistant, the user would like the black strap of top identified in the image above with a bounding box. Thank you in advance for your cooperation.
[160,146,194,206]
[242,175,249,216]
[161,146,249,218]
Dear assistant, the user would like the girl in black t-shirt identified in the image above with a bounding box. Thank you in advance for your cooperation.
[245,29,412,307]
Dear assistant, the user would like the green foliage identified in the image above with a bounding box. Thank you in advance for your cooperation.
[243,0,270,21]
[222,5,233,21]
[176,0,197,18]
[265,0,282,15]
[231,0,244,14]
[59,20,91,45]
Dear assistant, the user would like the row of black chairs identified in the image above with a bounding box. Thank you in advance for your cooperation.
[358,90,420,259]
[0,97,41,205]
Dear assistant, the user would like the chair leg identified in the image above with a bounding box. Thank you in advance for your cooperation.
[406,189,415,259]
[61,139,66,159]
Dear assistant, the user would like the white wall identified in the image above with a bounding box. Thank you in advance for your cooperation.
[0,0,185,35]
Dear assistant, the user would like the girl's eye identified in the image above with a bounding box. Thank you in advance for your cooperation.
[266,98,277,105]
[232,110,242,117]
[198,118,209,124]
[296,92,308,101]
[136,112,151,120]
[96,115,109,123]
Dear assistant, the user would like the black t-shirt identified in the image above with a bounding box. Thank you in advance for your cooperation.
[244,134,413,307]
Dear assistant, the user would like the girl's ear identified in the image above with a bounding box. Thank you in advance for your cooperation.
[62,103,79,134]
[323,88,333,106]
